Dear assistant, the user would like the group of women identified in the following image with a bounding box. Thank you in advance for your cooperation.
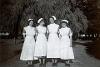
[20,16,74,66]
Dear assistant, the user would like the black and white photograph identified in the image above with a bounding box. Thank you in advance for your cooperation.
[0,0,100,67]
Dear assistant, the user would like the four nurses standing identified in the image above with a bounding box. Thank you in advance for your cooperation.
[20,16,74,65]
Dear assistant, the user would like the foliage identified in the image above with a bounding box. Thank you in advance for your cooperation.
[0,0,88,37]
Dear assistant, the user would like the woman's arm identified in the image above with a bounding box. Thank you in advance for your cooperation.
[57,27,61,38]
[35,28,38,40]
[46,27,49,40]
[22,27,26,39]
[69,28,73,47]
[59,33,62,39]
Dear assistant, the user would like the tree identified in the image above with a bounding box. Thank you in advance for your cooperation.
[21,0,88,32]
[0,0,88,38]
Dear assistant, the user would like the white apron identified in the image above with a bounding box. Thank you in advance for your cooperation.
[20,26,36,60]
[34,25,47,57]
[47,23,60,58]
[59,27,74,60]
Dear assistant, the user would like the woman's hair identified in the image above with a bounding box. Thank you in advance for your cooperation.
[38,19,47,27]
[60,21,69,28]
[54,20,60,25]
[39,19,44,24]
[27,20,37,27]
[50,17,55,20]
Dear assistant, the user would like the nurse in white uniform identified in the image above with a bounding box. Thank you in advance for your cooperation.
[59,20,74,65]
[34,18,47,64]
[20,19,36,65]
[47,16,60,64]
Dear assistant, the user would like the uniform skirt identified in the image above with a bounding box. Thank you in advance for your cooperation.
[20,36,35,60]
[34,34,47,57]
[60,36,74,60]
[47,34,60,58]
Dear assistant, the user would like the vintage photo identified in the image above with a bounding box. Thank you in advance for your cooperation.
[0,0,100,67]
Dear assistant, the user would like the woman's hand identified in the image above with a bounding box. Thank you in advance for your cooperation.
[23,33,26,39]
[59,34,62,39]
[22,28,26,39]
[35,28,38,40]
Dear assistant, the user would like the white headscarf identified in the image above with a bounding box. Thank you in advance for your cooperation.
[52,16,57,20]
[62,20,69,23]
[38,18,43,23]
[28,19,33,21]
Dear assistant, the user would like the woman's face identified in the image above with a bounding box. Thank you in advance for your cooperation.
[29,21,33,26]
[61,23,67,28]
[50,18,54,24]
[40,21,45,26]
